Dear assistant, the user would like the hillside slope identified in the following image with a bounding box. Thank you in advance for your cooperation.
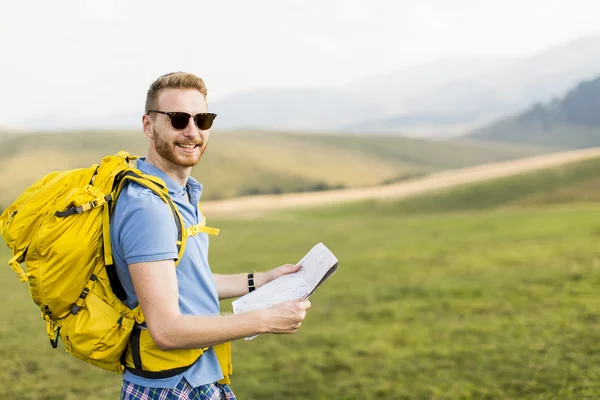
[0,130,548,209]
[469,76,600,148]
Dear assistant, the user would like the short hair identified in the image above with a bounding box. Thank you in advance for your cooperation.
[145,71,208,113]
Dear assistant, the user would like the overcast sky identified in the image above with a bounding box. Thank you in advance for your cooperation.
[1,0,600,127]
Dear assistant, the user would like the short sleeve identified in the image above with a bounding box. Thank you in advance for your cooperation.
[116,187,179,265]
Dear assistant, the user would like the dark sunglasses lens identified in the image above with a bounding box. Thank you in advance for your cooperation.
[170,113,190,130]
[195,114,215,130]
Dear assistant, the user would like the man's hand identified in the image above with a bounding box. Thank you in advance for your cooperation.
[214,264,303,300]
[257,299,312,334]
[256,263,302,288]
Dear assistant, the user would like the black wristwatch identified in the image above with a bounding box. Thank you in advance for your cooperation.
[248,273,256,292]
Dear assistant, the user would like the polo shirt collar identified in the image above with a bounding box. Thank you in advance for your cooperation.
[136,157,202,197]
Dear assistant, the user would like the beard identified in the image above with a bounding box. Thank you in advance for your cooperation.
[151,127,206,168]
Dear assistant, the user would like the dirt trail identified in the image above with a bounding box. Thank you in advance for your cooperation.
[202,147,600,217]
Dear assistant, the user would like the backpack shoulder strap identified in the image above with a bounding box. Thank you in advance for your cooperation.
[114,170,188,266]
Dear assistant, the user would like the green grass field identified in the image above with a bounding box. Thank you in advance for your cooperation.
[1,157,600,399]
[0,130,551,209]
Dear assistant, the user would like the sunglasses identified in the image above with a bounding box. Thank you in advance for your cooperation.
[148,110,217,130]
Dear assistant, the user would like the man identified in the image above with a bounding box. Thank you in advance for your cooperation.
[110,71,311,400]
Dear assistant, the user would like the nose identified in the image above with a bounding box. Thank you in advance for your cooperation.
[182,115,200,138]
[181,115,209,143]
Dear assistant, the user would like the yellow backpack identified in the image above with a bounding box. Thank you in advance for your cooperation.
[0,151,232,383]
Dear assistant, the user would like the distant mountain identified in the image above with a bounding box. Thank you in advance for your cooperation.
[467,76,600,148]
[211,34,600,136]
[210,58,512,132]
[18,34,600,136]
[19,58,509,133]
[21,112,142,132]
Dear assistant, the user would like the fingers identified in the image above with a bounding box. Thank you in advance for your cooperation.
[278,300,309,315]
[298,310,306,322]
[294,306,307,324]
[285,300,309,319]
[296,299,311,311]
[266,298,311,335]
[282,263,302,273]
[279,298,310,309]
[283,321,302,334]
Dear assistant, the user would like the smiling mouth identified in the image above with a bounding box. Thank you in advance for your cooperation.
[176,144,200,149]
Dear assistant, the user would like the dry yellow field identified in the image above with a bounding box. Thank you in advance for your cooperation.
[0,129,550,208]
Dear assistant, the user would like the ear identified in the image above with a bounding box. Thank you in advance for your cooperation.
[142,114,154,139]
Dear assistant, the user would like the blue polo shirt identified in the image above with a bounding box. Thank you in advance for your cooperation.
[110,158,223,389]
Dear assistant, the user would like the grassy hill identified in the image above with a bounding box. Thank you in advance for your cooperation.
[304,155,600,218]
[2,154,600,398]
[282,132,549,171]
[469,75,600,148]
[0,129,550,210]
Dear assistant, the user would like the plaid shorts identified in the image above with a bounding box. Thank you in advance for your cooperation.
[121,379,236,400]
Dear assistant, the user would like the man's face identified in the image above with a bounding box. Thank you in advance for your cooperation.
[146,88,210,168]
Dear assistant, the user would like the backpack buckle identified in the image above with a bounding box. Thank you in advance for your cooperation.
[187,225,199,237]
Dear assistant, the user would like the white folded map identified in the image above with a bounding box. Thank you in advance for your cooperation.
[232,242,339,339]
